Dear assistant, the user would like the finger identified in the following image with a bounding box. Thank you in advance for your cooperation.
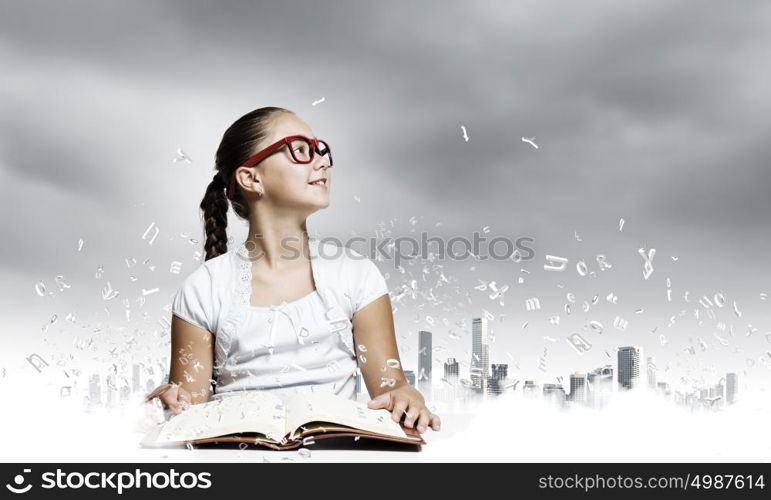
[159,397,182,415]
[158,393,175,411]
[168,396,185,415]
[391,398,409,423]
[144,383,175,403]
[429,413,441,431]
[367,392,391,410]
[157,386,177,403]
[403,402,421,428]
[416,408,431,433]
[159,388,181,411]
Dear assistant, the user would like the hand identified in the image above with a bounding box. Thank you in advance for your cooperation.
[367,384,441,434]
[144,382,192,415]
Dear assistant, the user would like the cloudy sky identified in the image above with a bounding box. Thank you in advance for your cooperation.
[1,1,770,394]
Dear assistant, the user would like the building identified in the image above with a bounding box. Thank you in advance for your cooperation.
[418,330,432,400]
[587,365,614,409]
[120,385,131,403]
[470,317,491,394]
[646,356,657,389]
[617,346,642,390]
[105,373,116,409]
[569,372,588,405]
[132,363,142,394]
[88,373,101,408]
[444,358,460,383]
[725,372,738,405]
[523,380,540,399]
[714,379,725,407]
[542,383,567,408]
[489,364,508,396]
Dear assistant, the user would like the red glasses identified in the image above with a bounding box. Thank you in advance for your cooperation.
[227,135,333,200]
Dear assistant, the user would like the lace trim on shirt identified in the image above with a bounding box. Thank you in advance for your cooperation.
[234,242,253,308]
[210,243,253,381]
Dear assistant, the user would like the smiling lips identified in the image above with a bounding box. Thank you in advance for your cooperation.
[308,177,328,188]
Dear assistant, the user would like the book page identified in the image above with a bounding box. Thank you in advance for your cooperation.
[284,392,409,440]
[156,391,286,443]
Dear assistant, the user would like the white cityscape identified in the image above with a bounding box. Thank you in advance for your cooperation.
[80,316,739,415]
[374,317,739,414]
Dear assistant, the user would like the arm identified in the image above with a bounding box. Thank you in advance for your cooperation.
[352,295,441,433]
[147,264,217,413]
[352,294,407,398]
[168,315,215,405]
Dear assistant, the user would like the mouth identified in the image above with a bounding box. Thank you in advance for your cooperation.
[308,178,328,188]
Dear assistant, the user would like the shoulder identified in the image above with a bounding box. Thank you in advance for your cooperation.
[180,251,233,288]
[312,238,388,313]
[171,250,236,332]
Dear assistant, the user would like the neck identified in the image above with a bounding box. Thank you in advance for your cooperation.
[243,215,311,268]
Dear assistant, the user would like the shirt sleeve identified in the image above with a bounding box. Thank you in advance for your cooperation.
[348,252,389,313]
[171,264,215,332]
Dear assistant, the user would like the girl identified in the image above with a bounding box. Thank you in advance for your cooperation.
[146,107,441,435]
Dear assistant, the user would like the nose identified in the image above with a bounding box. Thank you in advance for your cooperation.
[312,159,331,170]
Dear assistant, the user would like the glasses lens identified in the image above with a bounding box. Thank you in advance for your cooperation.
[317,140,333,166]
[289,137,313,163]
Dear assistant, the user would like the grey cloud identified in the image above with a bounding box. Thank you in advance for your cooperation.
[1,0,769,326]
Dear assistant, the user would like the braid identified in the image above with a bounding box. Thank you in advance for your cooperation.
[202,106,293,253]
[200,172,229,261]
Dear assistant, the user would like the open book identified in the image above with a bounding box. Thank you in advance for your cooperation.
[141,391,426,450]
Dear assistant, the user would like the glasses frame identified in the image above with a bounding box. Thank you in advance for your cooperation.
[227,134,333,200]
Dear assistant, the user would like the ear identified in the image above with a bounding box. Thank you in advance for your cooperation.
[235,167,262,196]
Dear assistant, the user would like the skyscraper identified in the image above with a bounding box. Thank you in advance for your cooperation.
[132,363,142,394]
[489,364,508,395]
[715,379,725,408]
[437,358,462,410]
[523,380,540,399]
[646,356,657,389]
[542,383,567,408]
[88,373,101,409]
[726,372,738,404]
[587,365,613,409]
[470,317,490,393]
[105,373,116,409]
[120,385,131,403]
[418,330,432,399]
[444,358,459,382]
[569,372,588,405]
[617,346,642,390]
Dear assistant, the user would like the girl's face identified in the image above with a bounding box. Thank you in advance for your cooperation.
[253,113,331,214]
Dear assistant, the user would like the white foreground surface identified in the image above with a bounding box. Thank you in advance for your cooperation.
[1,374,769,463]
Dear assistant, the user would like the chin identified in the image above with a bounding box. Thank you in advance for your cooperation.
[303,199,330,212]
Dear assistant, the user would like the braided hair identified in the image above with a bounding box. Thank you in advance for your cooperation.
[200,106,293,261]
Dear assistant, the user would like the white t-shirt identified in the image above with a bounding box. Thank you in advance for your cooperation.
[170,238,389,403]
